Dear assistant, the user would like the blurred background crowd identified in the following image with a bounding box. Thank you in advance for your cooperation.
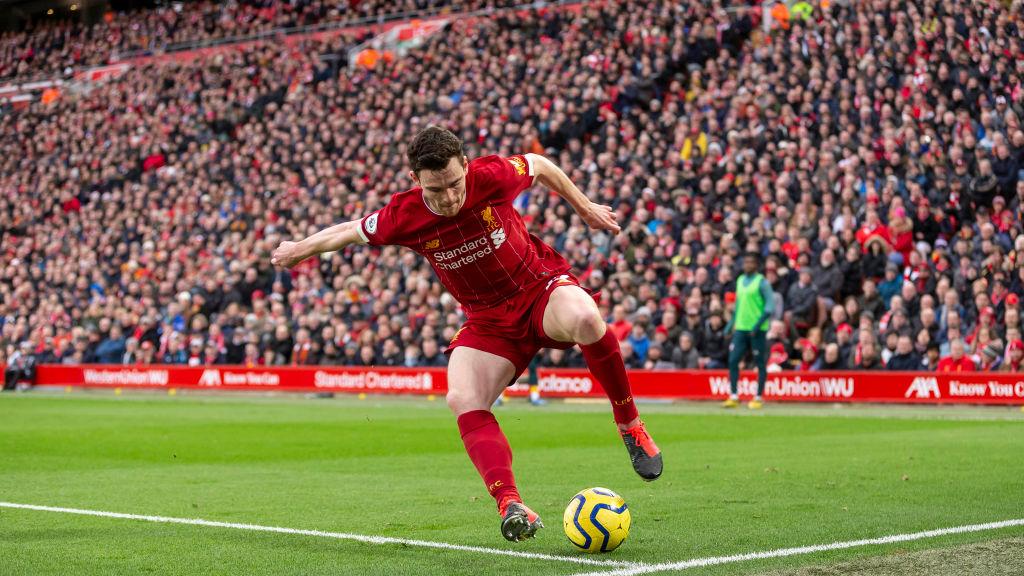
[2,0,1024,376]
[0,0,524,80]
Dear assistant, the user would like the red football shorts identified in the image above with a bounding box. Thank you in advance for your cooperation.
[445,273,592,384]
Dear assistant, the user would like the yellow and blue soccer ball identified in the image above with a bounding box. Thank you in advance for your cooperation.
[562,487,631,553]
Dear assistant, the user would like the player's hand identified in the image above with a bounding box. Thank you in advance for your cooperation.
[271,240,305,269]
[581,202,621,235]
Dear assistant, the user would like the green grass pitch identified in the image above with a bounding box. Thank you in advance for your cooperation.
[1,392,1023,575]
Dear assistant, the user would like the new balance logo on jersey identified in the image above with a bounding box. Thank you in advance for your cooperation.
[424,239,440,250]
[905,377,940,399]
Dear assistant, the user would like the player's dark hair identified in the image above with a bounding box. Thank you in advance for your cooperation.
[742,251,761,262]
[408,126,463,173]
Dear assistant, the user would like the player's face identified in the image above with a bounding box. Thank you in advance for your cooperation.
[413,156,469,217]
[743,256,758,275]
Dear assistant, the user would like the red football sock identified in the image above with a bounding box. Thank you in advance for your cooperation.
[580,328,640,426]
[457,410,520,514]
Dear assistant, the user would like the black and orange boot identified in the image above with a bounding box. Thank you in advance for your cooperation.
[499,499,544,542]
[620,421,663,481]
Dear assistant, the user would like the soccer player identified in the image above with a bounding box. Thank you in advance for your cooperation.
[271,126,662,542]
[723,252,774,409]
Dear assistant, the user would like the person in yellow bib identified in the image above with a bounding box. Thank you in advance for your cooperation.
[723,252,775,409]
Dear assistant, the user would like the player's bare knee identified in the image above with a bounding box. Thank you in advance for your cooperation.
[445,390,465,413]
[573,310,606,345]
[446,390,483,414]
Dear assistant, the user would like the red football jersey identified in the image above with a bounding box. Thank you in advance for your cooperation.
[357,154,571,312]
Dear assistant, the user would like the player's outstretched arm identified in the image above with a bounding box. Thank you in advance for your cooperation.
[526,153,620,235]
[271,219,367,269]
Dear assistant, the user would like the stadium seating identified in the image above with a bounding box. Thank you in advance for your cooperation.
[1,0,1023,374]
[0,0,525,81]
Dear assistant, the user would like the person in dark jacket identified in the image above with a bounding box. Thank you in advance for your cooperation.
[681,305,706,351]
[886,334,923,370]
[853,340,884,370]
[858,279,887,320]
[813,249,843,304]
[94,325,127,364]
[83,329,102,364]
[968,159,1000,214]
[819,343,847,370]
[839,244,864,299]
[419,339,448,367]
[136,315,162,349]
[319,340,346,365]
[379,339,403,367]
[671,332,700,369]
[356,344,379,367]
[923,342,942,371]
[877,263,903,308]
[224,328,247,364]
[270,324,294,365]
[34,339,59,364]
[786,268,819,331]
[861,240,889,280]
[991,143,1019,199]
[912,200,941,247]
[700,311,729,368]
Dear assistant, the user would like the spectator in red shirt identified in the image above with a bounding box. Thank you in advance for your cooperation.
[856,211,891,253]
[608,304,633,342]
[888,206,915,265]
[937,340,976,373]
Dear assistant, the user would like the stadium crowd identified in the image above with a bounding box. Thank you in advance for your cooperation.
[2,0,1024,377]
[0,0,529,81]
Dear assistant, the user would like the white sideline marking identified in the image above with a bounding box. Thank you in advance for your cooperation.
[0,501,636,568]
[571,517,1024,576]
